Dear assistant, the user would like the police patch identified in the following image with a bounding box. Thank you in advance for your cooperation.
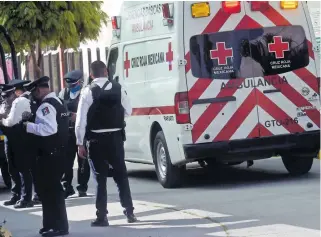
[42,107,50,116]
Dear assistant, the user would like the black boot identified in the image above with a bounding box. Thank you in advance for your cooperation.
[91,217,109,227]
[78,191,87,197]
[39,227,51,234]
[64,187,75,199]
[3,196,19,206]
[32,195,41,205]
[42,229,69,237]
[14,200,34,209]
[124,210,138,223]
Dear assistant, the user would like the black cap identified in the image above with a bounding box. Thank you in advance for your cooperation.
[24,76,50,92]
[8,79,31,89]
[0,84,15,97]
[63,70,83,84]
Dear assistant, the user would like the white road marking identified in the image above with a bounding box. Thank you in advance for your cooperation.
[1,197,318,236]
[208,224,321,237]
[30,200,175,221]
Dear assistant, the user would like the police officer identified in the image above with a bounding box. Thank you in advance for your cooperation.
[59,70,90,198]
[75,61,137,227]
[23,76,69,237]
[0,84,21,206]
[0,80,40,208]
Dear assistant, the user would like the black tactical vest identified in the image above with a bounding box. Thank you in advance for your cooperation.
[39,97,69,153]
[63,88,80,113]
[86,81,124,132]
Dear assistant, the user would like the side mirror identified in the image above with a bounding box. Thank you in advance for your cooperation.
[114,76,119,83]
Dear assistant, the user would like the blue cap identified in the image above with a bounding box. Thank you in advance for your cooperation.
[63,70,83,84]
[24,76,50,91]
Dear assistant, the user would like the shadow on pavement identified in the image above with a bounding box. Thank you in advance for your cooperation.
[126,159,320,189]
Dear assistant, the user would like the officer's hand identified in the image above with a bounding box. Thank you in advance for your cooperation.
[22,111,33,122]
[78,145,87,159]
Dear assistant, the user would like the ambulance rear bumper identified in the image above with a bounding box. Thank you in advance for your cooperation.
[183,131,320,162]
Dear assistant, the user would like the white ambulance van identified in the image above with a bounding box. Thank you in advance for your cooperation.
[106,1,320,188]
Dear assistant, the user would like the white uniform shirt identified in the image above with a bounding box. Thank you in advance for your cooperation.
[26,92,62,136]
[75,77,132,146]
[2,91,31,127]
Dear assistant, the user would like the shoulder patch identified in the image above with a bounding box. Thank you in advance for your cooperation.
[42,107,50,116]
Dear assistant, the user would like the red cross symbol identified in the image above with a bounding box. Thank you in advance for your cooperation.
[124,52,130,77]
[268,36,290,59]
[166,42,173,71]
[210,42,233,66]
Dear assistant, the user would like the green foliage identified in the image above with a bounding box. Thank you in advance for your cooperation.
[0,1,108,52]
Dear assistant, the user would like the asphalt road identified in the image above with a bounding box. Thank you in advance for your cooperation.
[0,158,320,237]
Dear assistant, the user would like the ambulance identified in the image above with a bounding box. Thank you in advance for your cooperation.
[106,1,320,188]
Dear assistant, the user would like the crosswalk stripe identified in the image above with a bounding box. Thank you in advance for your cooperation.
[1,196,319,236]
[30,200,177,221]
[208,224,320,237]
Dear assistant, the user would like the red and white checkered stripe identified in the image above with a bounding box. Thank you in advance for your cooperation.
[184,2,320,144]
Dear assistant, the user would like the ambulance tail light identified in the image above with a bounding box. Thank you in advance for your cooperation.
[280,1,298,9]
[250,1,269,11]
[111,16,121,38]
[162,3,174,26]
[174,92,190,124]
[222,1,241,14]
[111,16,121,29]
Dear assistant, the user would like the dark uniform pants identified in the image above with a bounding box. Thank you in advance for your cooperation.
[61,131,90,192]
[86,131,134,219]
[5,139,33,202]
[35,150,68,230]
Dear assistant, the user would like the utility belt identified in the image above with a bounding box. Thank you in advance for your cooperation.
[85,129,122,141]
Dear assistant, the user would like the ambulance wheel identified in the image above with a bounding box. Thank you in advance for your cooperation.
[282,155,313,176]
[1,162,11,189]
[153,131,185,188]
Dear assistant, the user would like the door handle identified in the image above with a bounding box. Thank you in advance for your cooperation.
[263,89,281,94]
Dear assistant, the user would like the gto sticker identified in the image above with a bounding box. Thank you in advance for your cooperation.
[296,106,317,111]
[264,118,298,127]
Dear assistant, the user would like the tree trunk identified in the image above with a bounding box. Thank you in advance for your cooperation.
[36,41,43,77]
[29,42,42,79]
[23,55,30,80]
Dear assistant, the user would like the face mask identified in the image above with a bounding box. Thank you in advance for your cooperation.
[70,84,81,93]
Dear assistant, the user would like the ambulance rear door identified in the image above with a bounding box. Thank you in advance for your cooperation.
[183,1,261,144]
[243,1,320,137]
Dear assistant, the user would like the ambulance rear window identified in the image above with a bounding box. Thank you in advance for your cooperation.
[189,25,309,79]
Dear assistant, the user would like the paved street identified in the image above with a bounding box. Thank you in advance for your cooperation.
[0,158,320,237]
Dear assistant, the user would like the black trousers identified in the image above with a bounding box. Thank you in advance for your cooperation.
[86,131,134,219]
[36,150,68,230]
[61,131,90,192]
[5,139,33,202]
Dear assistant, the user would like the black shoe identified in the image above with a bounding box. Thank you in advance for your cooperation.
[39,228,51,234]
[91,218,109,227]
[14,200,34,209]
[123,210,138,223]
[3,197,19,206]
[32,195,42,205]
[42,229,69,237]
[64,188,75,199]
[78,191,87,197]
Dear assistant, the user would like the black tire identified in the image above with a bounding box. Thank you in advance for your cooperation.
[153,131,185,188]
[1,162,12,189]
[282,155,314,176]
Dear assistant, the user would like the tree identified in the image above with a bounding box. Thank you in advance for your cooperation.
[0,1,108,78]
